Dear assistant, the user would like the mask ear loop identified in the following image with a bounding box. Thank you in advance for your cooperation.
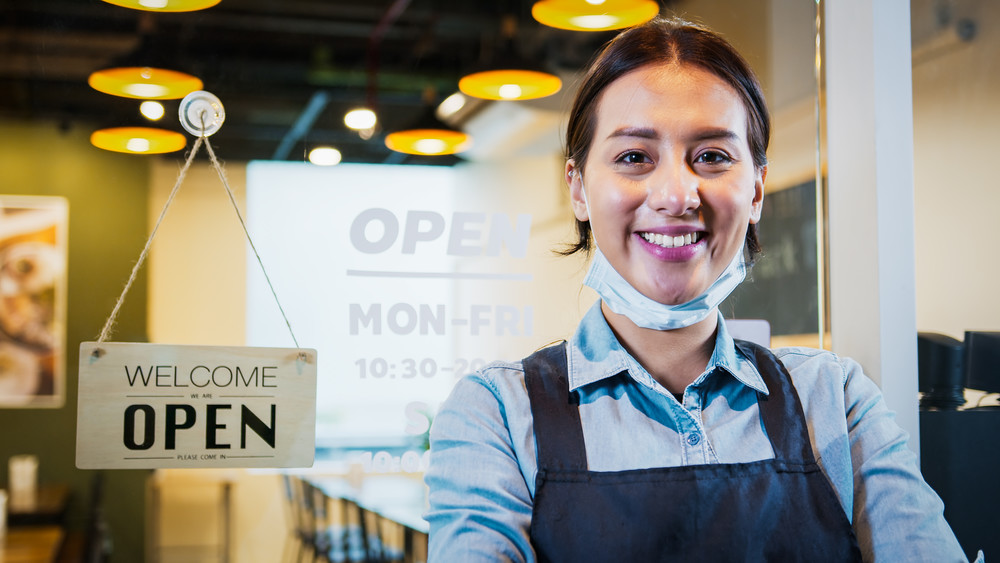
[573,169,593,220]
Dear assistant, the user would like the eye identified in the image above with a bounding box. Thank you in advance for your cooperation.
[693,150,733,166]
[615,150,652,166]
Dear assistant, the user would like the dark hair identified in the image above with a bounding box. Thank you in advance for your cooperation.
[562,17,770,261]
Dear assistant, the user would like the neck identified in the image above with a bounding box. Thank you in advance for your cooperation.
[600,301,719,395]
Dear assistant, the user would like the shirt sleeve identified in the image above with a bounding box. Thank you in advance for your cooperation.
[840,356,969,562]
[424,372,536,562]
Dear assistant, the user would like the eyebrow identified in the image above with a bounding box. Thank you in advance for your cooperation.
[607,126,659,140]
[606,126,742,144]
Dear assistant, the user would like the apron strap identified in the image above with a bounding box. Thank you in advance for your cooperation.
[527,340,818,470]
[524,343,589,472]
[735,339,819,464]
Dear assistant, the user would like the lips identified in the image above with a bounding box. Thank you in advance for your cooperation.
[639,231,703,249]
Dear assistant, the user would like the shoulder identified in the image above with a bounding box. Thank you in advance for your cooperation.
[767,346,885,431]
[455,359,528,402]
[433,359,534,440]
[769,346,865,389]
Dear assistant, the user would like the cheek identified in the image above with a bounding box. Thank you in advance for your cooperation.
[588,188,639,234]
[701,187,757,240]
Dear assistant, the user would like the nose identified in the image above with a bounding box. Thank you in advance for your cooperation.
[647,163,700,216]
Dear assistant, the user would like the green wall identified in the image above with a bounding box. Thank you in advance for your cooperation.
[0,120,151,562]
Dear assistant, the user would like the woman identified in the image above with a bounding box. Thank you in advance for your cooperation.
[425,17,969,562]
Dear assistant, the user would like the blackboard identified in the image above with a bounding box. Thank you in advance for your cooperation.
[722,180,821,337]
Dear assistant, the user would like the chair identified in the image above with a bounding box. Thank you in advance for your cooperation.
[281,475,319,563]
[56,472,112,563]
[402,528,427,563]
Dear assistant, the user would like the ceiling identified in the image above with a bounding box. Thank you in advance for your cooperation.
[0,0,633,164]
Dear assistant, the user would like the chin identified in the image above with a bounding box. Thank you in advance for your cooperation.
[644,286,697,307]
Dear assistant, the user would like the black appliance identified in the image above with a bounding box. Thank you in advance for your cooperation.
[918,331,1000,561]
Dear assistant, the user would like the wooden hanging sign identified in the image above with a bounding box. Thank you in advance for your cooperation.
[76,342,317,469]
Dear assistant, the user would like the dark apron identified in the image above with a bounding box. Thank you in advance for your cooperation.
[524,340,862,562]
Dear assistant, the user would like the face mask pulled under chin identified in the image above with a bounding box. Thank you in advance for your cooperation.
[582,245,747,331]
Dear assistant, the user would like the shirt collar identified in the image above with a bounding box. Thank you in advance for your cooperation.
[566,301,769,395]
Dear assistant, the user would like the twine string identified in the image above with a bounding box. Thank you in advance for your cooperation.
[96,136,205,343]
[202,136,300,349]
[96,121,301,349]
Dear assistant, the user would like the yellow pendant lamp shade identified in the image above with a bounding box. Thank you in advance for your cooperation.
[385,100,472,156]
[532,0,659,32]
[385,128,472,156]
[90,127,187,154]
[460,15,562,102]
[100,0,221,12]
[89,66,203,100]
[459,69,562,101]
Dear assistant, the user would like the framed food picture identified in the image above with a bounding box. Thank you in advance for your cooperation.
[0,196,68,408]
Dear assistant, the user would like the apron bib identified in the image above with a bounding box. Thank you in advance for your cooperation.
[524,340,862,562]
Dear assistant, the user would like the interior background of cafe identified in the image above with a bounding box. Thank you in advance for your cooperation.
[0,0,997,561]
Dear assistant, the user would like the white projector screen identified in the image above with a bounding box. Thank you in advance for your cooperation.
[245,160,586,458]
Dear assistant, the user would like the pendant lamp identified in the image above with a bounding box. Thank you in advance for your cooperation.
[459,66,562,102]
[90,127,187,154]
[532,0,659,32]
[88,31,203,100]
[100,0,220,12]
[89,67,203,99]
[459,16,562,101]
[385,106,472,156]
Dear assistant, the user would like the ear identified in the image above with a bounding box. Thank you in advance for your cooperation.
[748,165,766,224]
[566,160,590,221]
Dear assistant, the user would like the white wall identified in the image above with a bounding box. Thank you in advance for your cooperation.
[148,159,247,346]
[912,0,1000,340]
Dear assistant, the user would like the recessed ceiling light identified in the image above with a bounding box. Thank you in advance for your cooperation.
[344,108,377,131]
[140,100,165,120]
[308,147,343,166]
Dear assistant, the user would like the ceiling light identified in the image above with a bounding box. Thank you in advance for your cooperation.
[88,31,203,100]
[89,66,203,100]
[100,0,221,12]
[308,147,343,166]
[385,97,472,156]
[385,106,471,156]
[90,127,186,154]
[385,128,471,156]
[531,0,659,31]
[437,93,467,119]
[459,15,562,102]
[459,69,562,101]
[344,108,377,131]
[139,100,165,120]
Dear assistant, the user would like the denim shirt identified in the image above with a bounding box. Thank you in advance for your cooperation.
[425,301,970,562]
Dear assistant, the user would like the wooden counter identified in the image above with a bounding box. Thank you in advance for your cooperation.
[1,525,65,563]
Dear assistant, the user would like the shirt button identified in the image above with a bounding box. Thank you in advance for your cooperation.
[686,433,701,446]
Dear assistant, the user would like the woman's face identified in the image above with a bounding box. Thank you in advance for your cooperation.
[568,62,765,306]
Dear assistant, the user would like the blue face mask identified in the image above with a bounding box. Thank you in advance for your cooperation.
[583,245,747,331]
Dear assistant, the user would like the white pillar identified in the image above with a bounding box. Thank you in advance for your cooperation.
[824,0,919,455]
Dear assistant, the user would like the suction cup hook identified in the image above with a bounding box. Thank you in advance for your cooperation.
[179,90,225,137]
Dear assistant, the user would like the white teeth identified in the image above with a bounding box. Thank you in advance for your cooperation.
[641,231,700,248]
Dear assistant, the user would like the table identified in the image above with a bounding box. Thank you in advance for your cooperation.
[1,525,65,563]
[7,485,71,527]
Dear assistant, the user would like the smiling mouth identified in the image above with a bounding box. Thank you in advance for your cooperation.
[640,231,703,248]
